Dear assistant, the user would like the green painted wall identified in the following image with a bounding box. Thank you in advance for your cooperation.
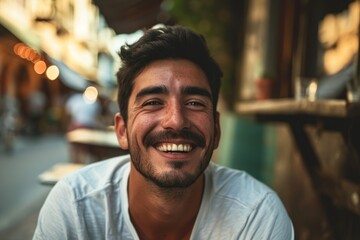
[217,112,276,186]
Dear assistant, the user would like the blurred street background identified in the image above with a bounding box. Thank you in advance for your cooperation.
[0,134,68,239]
[1,0,360,239]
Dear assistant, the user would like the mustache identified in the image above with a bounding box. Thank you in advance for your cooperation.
[144,129,205,148]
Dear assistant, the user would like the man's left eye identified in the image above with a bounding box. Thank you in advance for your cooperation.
[187,101,205,107]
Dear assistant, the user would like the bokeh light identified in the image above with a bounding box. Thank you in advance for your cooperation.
[83,86,98,104]
[34,60,47,74]
[46,65,59,80]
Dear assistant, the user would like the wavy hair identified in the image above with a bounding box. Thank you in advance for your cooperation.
[116,25,223,123]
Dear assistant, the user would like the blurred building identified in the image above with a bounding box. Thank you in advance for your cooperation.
[1,0,360,239]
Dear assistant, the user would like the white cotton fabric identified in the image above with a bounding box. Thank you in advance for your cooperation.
[33,155,294,240]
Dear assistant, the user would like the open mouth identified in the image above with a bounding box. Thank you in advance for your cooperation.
[144,130,205,153]
[156,143,193,153]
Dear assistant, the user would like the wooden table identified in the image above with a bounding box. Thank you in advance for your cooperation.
[236,99,360,239]
[66,128,120,147]
[66,128,128,163]
[38,163,85,185]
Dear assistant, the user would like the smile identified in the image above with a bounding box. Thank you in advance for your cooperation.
[156,143,193,152]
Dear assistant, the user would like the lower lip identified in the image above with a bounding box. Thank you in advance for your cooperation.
[155,148,194,160]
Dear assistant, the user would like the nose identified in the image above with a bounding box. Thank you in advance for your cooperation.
[161,100,190,130]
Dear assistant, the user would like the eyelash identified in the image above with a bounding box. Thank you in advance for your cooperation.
[187,101,205,107]
[141,99,207,109]
[142,100,163,106]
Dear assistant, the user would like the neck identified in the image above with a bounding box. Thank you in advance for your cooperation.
[128,166,205,240]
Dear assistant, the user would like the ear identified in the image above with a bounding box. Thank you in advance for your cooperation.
[213,112,221,149]
[114,112,129,150]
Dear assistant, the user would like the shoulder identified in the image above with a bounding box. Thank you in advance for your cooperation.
[33,155,132,239]
[61,154,131,200]
[197,163,294,239]
[206,162,274,208]
[204,162,292,224]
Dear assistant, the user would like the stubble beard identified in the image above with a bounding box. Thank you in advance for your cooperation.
[128,135,215,189]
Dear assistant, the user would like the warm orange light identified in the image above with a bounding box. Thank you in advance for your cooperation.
[13,43,43,63]
[28,51,36,61]
[31,53,42,63]
[22,47,31,59]
[83,86,98,104]
[34,60,47,74]
[17,45,26,58]
[46,65,59,80]
[13,43,22,55]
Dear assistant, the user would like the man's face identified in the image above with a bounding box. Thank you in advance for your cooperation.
[115,59,220,188]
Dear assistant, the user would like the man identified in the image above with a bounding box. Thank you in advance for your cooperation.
[33,25,294,239]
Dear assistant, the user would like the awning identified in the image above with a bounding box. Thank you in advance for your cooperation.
[0,15,41,51]
[92,0,168,34]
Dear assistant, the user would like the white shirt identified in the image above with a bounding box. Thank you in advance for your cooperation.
[33,155,294,240]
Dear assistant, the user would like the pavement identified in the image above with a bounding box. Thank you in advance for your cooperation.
[0,134,69,240]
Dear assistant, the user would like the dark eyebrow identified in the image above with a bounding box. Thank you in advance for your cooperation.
[182,86,212,100]
[135,85,168,100]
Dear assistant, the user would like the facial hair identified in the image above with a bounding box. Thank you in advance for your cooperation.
[128,129,215,188]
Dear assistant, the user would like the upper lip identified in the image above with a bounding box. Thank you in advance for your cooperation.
[144,129,205,149]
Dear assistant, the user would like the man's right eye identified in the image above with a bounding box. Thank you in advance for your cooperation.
[142,100,162,106]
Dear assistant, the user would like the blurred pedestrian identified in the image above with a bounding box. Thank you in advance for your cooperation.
[26,89,46,136]
[65,91,101,131]
[0,94,19,152]
[64,89,102,163]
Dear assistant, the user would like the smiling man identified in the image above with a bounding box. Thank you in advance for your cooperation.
[33,25,294,240]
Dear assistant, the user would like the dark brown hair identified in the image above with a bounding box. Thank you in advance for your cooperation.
[116,25,222,123]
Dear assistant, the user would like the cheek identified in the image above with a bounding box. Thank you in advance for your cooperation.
[128,114,159,140]
[192,115,215,136]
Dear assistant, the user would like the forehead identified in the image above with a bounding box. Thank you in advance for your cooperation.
[131,59,211,95]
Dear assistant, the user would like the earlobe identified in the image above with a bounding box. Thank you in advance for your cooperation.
[114,113,129,150]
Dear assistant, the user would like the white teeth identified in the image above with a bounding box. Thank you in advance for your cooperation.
[156,143,192,152]
[184,145,190,152]
[178,144,183,151]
